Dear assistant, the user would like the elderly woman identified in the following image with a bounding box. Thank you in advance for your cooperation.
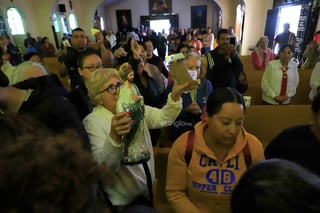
[165,52,213,141]
[251,36,274,70]
[82,68,189,211]
[261,44,299,105]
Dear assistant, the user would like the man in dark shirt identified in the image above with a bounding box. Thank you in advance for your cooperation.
[23,32,36,49]
[144,38,169,79]
[273,23,297,55]
[58,28,114,89]
[205,28,248,94]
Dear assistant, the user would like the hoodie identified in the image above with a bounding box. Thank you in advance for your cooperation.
[166,121,265,213]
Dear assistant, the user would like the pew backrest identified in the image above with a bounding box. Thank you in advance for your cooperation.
[244,104,312,148]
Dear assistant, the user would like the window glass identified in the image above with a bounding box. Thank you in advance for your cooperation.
[100,16,105,31]
[68,13,78,30]
[7,8,25,35]
[0,14,7,35]
[53,13,60,32]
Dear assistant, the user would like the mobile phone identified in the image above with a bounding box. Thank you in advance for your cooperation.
[165,53,185,64]
[229,37,236,45]
[169,61,197,89]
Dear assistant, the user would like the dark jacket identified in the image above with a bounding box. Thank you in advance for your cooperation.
[205,47,248,93]
[13,75,90,150]
[68,83,92,121]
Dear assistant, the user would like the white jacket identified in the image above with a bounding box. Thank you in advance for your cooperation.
[261,59,299,105]
[83,93,182,206]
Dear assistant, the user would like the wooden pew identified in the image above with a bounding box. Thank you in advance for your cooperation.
[195,54,311,105]
[240,55,255,73]
[244,105,312,148]
[153,104,312,213]
[246,69,313,105]
[153,147,175,213]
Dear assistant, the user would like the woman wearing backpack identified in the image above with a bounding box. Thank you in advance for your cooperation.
[165,87,265,213]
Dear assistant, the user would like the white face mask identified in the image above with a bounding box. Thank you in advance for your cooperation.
[188,70,198,80]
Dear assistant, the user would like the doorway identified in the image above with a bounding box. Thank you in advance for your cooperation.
[150,19,170,35]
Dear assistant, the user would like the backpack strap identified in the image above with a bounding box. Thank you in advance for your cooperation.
[185,129,252,168]
[185,130,195,167]
[243,142,252,168]
[206,52,215,70]
[142,162,153,206]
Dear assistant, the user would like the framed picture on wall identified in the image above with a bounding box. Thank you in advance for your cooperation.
[116,10,132,33]
[191,5,207,29]
[149,0,172,14]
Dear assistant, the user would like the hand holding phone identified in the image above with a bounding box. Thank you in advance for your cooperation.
[169,61,197,89]
[229,37,236,46]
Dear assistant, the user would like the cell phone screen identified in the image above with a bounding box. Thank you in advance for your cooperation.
[229,37,236,45]
[170,61,196,89]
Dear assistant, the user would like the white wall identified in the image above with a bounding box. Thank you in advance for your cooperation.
[241,0,273,55]
[0,0,56,52]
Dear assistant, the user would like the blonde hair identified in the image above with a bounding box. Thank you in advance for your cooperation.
[87,68,120,106]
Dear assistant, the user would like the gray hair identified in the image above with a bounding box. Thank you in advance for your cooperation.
[257,36,269,47]
[11,61,48,84]
[87,68,120,106]
[183,52,201,66]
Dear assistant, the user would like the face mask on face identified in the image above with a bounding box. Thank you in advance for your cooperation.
[188,70,198,80]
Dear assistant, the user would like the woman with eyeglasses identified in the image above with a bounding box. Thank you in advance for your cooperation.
[68,51,103,120]
[82,67,190,211]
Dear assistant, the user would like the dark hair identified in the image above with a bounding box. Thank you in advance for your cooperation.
[276,44,293,59]
[72,27,85,35]
[137,41,147,50]
[177,44,191,53]
[23,52,40,61]
[278,44,293,54]
[206,87,245,117]
[312,90,320,114]
[0,125,110,212]
[76,51,100,68]
[41,36,48,44]
[0,113,49,145]
[143,38,153,45]
[231,159,320,213]
[217,28,229,40]
[0,69,9,87]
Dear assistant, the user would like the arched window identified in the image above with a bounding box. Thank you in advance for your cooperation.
[100,16,105,31]
[0,14,7,35]
[7,8,25,35]
[60,15,68,34]
[68,13,78,30]
[52,13,60,32]
[236,4,245,42]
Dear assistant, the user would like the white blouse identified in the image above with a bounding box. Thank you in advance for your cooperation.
[261,59,299,105]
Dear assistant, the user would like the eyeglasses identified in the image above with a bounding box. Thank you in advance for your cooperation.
[97,81,122,95]
[82,63,103,72]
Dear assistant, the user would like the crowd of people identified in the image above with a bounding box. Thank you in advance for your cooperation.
[1,22,320,213]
